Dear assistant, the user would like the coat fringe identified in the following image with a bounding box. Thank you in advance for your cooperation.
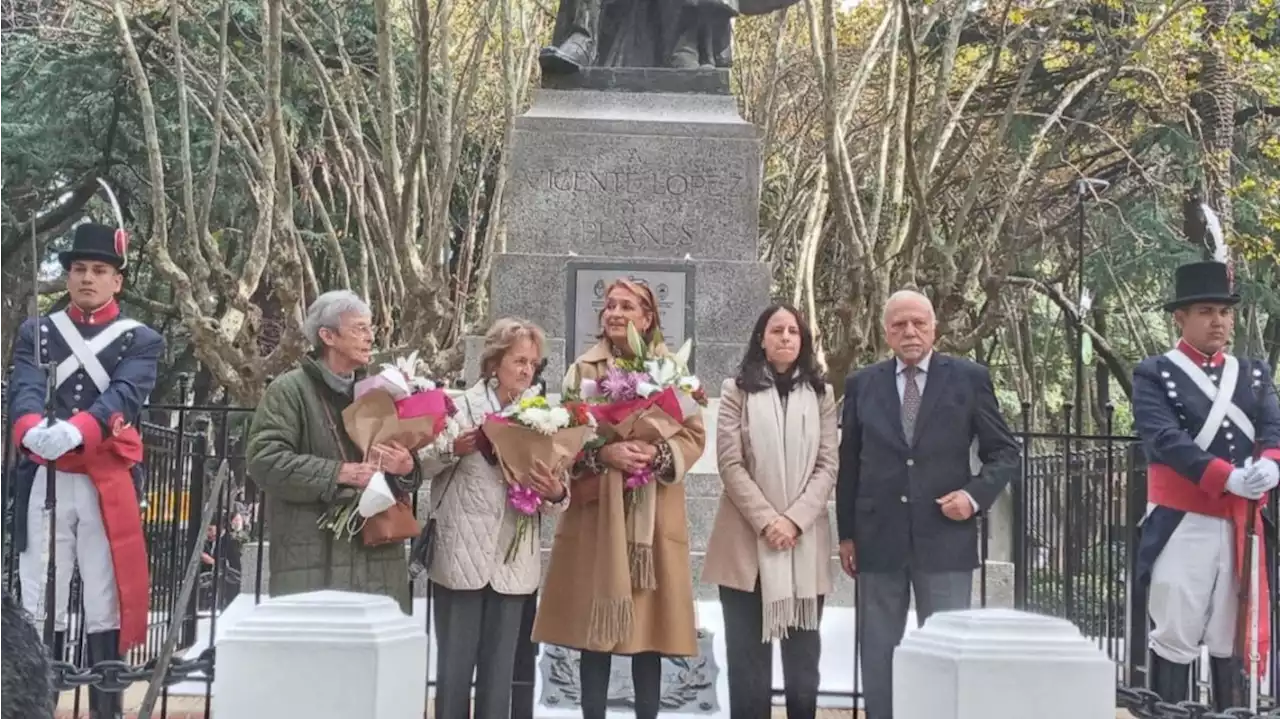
[628,541,656,590]
[587,597,634,649]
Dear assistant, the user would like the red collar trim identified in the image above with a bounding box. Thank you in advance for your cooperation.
[1177,339,1225,368]
[68,299,121,325]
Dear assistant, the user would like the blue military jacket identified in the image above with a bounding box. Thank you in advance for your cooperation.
[8,299,164,553]
[1131,340,1280,585]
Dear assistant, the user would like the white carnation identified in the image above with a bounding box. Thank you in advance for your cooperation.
[521,407,559,435]
[548,407,571,430]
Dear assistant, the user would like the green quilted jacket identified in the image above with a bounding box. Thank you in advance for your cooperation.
[246,355,423,613]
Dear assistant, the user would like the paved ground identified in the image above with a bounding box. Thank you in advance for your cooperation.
[58,687,869,719]
[56,688,1139,719]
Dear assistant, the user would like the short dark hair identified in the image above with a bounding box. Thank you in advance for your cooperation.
[735,303,826,395]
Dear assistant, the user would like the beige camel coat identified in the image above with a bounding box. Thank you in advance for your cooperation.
[532,342,707,657]
[701,379,839,594]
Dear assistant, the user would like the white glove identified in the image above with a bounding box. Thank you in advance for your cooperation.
[23,420,83,461]
[1243,458,1279,495]
[20,423,49,455]
[1223,465,1264,498]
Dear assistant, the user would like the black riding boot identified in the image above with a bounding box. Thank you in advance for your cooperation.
[87,630,124,719]
[1210,656,1246,711]
[49,630,66,706]
[1149,653,1191,704]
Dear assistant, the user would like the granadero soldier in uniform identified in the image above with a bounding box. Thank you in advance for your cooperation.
[1132,260,1279,709]
[9,220,162,719]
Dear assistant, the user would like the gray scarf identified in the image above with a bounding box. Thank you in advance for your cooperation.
[317,360,355,397]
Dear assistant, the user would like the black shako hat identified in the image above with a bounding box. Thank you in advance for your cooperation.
[1162,261,1239,312]
[59,179,130,272]
[59,223,128,271]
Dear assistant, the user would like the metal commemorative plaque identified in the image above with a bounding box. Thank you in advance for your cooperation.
[564,261,696,370]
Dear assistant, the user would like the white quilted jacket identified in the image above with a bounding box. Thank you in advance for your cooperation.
[417,381,569,595]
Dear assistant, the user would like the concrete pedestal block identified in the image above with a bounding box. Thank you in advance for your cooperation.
[893,608,1114,719]
[212,590,427,719]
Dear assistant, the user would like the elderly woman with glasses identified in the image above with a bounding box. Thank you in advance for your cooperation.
[246,290,423,612]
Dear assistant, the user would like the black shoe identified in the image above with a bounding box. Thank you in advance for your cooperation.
[1210,656,1246,711]
[1149,653,1191,704]
[539,33,593,75]
[86,631,124,719]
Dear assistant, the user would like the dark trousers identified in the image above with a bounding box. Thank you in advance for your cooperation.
[579,649,662,719]
[432,582,528,719]
[719,584,824,719]
[857,568,972,719]
[510,590,539,719]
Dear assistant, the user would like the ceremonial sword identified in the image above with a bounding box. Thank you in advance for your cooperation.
[30,219,59,650]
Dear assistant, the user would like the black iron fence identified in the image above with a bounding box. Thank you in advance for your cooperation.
[2,396,1277,718]
[1015,404,1146,678]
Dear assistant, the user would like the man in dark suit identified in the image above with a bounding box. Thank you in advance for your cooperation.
[836,289,1020,719]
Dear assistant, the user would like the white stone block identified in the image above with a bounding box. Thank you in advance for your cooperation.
[212,590,427,719]
[893,608,1114,719]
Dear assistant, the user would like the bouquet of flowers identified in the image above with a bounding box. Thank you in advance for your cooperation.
[481,395,596,562]
[318,352,460,541]
[565,323,707,512]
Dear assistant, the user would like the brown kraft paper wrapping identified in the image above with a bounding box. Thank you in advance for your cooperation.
[481,422,594,488]
[341,391,441,455]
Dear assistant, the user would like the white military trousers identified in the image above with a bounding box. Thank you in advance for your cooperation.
[1148,510,1238,663]
[19,467,121,634]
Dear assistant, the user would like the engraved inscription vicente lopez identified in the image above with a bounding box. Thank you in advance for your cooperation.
[524,169,748,198]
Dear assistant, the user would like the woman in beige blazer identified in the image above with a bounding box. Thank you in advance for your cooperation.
[415,318,569,719]
[702,303,838,719]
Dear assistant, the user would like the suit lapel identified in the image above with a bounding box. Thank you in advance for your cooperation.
[911,353,949,446]
[874,360,907,447]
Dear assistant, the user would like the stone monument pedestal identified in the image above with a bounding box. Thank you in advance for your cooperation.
[464,68,769,394]
[893,608,1115,719]
[211,590,426,719]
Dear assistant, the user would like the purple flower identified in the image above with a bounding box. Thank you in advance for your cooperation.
[600,367,648,402]
[507,484,541,515]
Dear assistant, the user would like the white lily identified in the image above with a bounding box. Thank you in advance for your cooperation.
[677,375,701,393]
[673,339,693,369]
[636,381,662,398]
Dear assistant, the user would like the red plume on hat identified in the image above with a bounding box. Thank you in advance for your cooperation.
[96,177,128,270]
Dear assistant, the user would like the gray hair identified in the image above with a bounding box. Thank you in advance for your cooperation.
[303,290,372,349]
[882,289,936,327]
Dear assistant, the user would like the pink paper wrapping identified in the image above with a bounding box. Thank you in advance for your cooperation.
[394,389,450,434]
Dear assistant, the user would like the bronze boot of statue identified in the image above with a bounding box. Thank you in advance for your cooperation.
[711,18,732,67]
[540,32,594,74]
[668,23,705,69]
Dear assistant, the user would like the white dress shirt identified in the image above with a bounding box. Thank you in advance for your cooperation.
[894,352,932,402]
[894,352,980,513]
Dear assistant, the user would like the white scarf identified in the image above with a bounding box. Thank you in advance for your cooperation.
[745,381,822,641]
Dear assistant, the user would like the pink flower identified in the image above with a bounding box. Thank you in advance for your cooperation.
[507,484,541,515]
[599,367,648,403]
[624,466,654,490]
